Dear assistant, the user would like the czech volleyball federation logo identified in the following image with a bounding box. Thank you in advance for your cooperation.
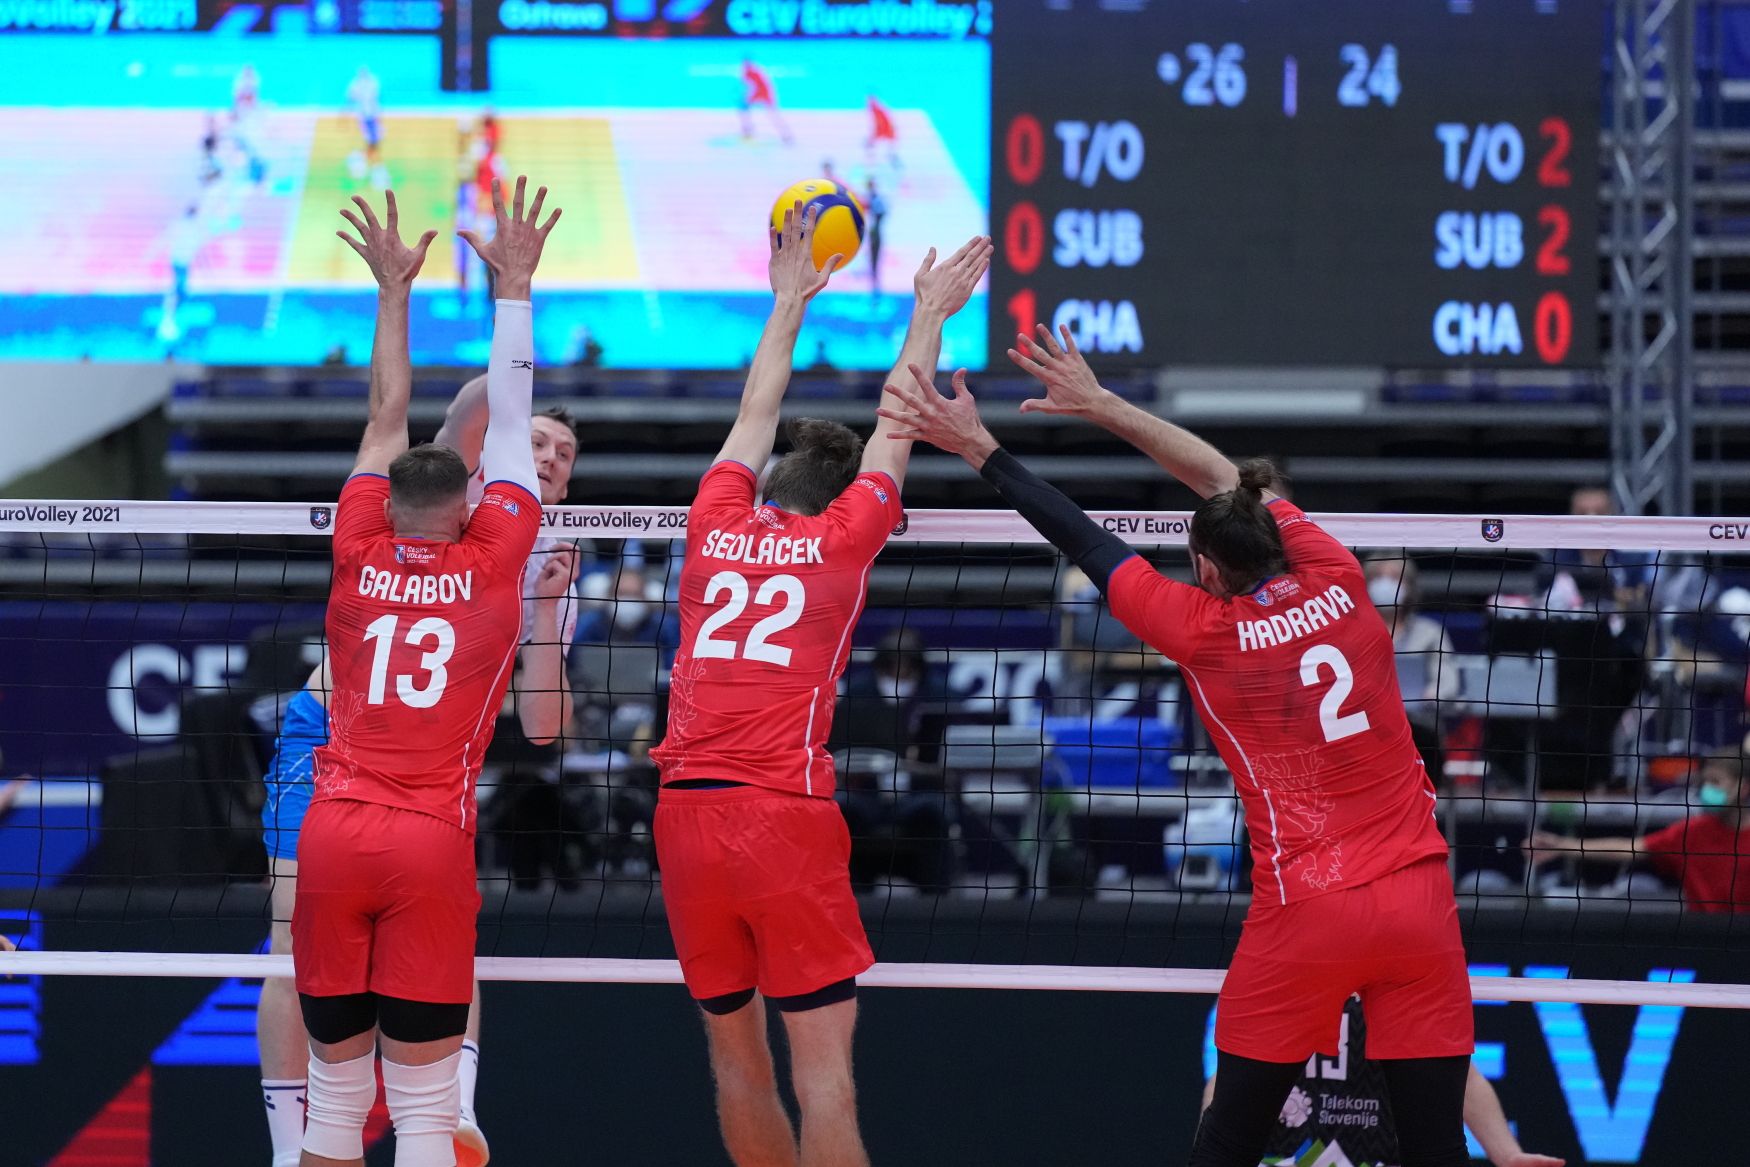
[1481,518,1505,543]
[309,507,333,531]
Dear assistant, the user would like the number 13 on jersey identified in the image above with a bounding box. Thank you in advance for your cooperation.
[363,614,455,708]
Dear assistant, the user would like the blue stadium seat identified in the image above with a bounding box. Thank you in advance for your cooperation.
[303,379,368,398]
[790,379,857,399]
[685,377,749,399]
[211,376,287,398]
[1042,717,1180,790]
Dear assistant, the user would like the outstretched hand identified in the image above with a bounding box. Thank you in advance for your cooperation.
[1503,1155,1566,1167]
[532,546,581,601]
[1009,323,1110,416]
[913,234,993,319]
[338,190,438,290]
[769,201,840,302]
[1522,830,1569,867]
[875,364,999,467]
[458,175,562,299]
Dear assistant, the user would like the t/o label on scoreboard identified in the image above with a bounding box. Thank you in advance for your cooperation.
[1432,118,1580,364]
[991,0,1598,369]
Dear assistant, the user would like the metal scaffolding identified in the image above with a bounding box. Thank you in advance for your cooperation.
[1608,0,1697,516]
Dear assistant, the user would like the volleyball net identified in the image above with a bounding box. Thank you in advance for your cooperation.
[1,501,1748,1010]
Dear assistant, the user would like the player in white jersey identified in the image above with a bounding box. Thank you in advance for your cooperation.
[256,384,580,1167]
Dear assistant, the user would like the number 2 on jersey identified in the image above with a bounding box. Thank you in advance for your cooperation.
[693,571,806,666]
[364,613,454,708]
[1299,643,1371,743]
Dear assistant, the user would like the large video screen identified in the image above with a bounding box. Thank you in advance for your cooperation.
[0,15,989,368]
[0,0,1601,370]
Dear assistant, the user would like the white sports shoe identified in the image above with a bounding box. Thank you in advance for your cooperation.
[455,1116,490,1167]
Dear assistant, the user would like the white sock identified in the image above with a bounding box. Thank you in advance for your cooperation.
[383,1051,462,1167]
[262,1078,306,1167]
[457,1040,480,1125]
[302,1050,379,1162]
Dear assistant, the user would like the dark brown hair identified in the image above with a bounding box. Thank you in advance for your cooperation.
[388,443,470,511]
[764,418,864,516]
[1188,459,1288,596]
[537,405,580,444]
[1701,746,1747,788]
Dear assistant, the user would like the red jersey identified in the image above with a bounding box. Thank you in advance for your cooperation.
[743,61,775,105]
[651,461,903,798]
[1643,815,1750,913]
[1108,499,1448,905]
[868,98,897,140]
[314,473,541,832]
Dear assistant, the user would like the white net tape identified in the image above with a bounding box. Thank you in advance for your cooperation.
[2,500,1746,1012]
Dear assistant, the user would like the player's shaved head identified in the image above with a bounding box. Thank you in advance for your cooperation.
[764,418,864,516]
[1189,459,1288,598]
[388,444,470,515]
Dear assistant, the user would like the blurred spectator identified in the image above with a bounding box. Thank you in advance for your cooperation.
[569,562,675,759]
[574,563,678,655]
[1365,554,1456,782]
[570,324,604,367]
[1485,485,1649,791]
[831,630,956,893]
[1526,746,1750,912]
[1541,486,1657,617]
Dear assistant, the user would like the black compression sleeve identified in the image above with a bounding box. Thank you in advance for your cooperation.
[979,447,1135,594]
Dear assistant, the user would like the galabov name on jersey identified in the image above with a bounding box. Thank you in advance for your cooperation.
[1236,582,1358,653]
[697,529,826,567]
[357,564,476,605]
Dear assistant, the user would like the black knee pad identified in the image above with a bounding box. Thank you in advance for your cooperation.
[767,978,857,1014]
[376,996,470,1044]
[697,987,757,1016]
[300,991,378,1045]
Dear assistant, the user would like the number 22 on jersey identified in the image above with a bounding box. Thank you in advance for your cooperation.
[692,570,806,666]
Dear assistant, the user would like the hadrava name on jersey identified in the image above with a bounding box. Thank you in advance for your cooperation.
[357,564,475,605]
[1236,582,1358,653]
[698,529,826,567]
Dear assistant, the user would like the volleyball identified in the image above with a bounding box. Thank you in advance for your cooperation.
[770,178,865,272]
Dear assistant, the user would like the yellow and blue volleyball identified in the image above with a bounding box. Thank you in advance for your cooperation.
[771,178,865,272]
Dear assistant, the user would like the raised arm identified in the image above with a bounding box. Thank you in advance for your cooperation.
[433,374,490,473]
[1009,324,1242,500]
[859,235,992,488]
[517,545,580,745]
[877,366,1135,596]
[714,203,838,470]
[336,191,437,477]
[458,175,561,499]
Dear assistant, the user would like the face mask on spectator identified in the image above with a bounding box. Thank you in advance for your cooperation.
[1699,782,1732,809]
[613,600,649,631]
[1367,576,1402,609]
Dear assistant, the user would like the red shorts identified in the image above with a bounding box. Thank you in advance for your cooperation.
[292,799,479,1004]
[655,785,872,1001]
[1216,855,1473,1063]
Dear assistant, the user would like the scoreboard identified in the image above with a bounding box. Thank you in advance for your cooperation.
[990,0,1599,368]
